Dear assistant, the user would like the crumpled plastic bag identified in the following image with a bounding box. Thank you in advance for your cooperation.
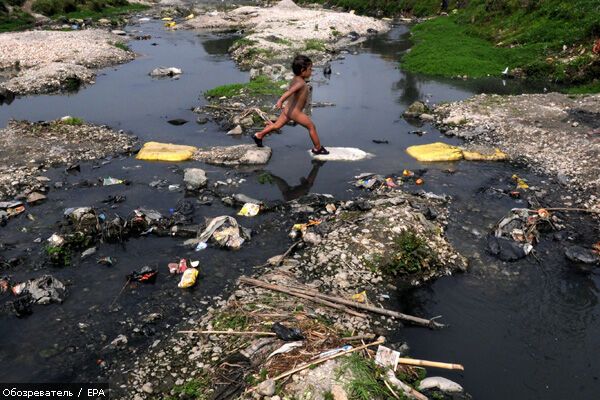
[13,275,67,305]
[271,322,304,341]
[192,216,251,250]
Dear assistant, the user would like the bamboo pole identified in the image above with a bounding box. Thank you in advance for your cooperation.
[178,330,276,336]
[239,277,443,329]
[397,357,464,371]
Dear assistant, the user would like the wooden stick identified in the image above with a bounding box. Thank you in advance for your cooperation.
[178,330,276,336]
[239,277,443,329]
[342,334,376,342]
[272,338,385,382]
[239,276,366,318]
[540,207,599,214]
[398,357,464,371]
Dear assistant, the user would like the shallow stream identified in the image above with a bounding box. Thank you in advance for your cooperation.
[0,19,598,399]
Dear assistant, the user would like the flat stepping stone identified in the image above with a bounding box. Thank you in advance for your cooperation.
[194,144,271,165]
[309,147,373,161]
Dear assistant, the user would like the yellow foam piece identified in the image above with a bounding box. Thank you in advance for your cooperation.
[406,142,464,162]
[462,148,508,161]
[136,141,197,162]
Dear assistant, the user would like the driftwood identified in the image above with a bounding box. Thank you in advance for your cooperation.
[178,330,276,336]
[398,357,464,371]
[342,334,376,342]
[239,277,443,329]
[247,278,366,318]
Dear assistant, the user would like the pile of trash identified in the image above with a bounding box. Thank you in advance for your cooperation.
[487,207,557,261]
[353,170,427,191]
[184,215,252,251]
[1,275,67,317]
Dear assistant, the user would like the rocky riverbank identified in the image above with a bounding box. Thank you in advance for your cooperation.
[110,189,469,400]
[431,93,600,212]
[0,118,136,202]
[185,0,390,70]
[0,29,134,96]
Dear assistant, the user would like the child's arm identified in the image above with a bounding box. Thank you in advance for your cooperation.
[275,80,304,109]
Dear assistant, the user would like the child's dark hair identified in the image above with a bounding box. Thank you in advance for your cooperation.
[292,55,312,76]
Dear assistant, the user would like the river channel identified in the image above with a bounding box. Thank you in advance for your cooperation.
[0,17,598,400]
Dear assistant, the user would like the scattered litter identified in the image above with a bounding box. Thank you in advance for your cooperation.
[372,139,389,144]
[267,341,303,359]
[403,169,414,177]
[351,290,367,303]
[26,192,46,204]
[418,377,464,393]
[127,266,158,283]
[161,17,173,21]
[238,203,260,217]
[185,13,194,20]
[512,174,529,189]
[81,247,96,259]
[317,345,352,359]
[190,260,200,267]
[168,184,181,191]
[11,275,67,305]
[97,257,115,266]
[47,233,65,247]
[103,177,124,186]
[193,216,250,250]
[195,242,208,251]
[136,141,197,161]
[271,322,305,341]
[415,178,424,185]
[325,203,337,213]
[178,268,199,288]
[375,345,401,369]
[164,21,176,28]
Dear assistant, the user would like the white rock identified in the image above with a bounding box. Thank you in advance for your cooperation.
[183,168,208,190]
[418,376,463,393]
[227,125,243,135]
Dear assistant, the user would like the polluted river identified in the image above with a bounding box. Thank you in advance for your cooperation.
[0,14,599,400]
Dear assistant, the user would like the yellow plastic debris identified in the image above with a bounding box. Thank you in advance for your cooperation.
[184,13,194,20]
[238,203,260,217]
[161,17,173,21]
[351,291,367,303]
[164,21,176,28]
[512,174,529,189]
[406,142,463,162]
[136,141,197,162]
[462,148,508,161]
[178,268,199,288]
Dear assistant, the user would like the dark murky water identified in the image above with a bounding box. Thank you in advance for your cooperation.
[0,19,598,399]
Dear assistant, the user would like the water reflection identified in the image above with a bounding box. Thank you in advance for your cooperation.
[270,160,325,201]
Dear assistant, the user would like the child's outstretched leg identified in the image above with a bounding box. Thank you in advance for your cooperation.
[252,112,289,147]
[290,111,329,154]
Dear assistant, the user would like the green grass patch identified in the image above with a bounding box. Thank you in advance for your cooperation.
[60,116,84,125]
[204,76,286,99]
[337,353,390,400]
[230,37,258,51]
[0,9,34,32]
[564,81,600,94]
[31,0,148,19]
[110,41,130,51]
[258,172,274,185]
[45,245,71,266]
[367,229,437,277]
[212,311,249,330]
[169,375,210,400]
[402,16,538,78]
[304,38,326,51]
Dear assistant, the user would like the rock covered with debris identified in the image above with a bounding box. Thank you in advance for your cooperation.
[433,93,600,211]
[0,30,134,96]
[0,119,136,200]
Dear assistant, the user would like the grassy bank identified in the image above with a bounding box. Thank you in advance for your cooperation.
[300,0,600,89]
[0,0,148,32]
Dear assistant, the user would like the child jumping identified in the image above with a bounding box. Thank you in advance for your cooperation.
[252,55,329,155]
